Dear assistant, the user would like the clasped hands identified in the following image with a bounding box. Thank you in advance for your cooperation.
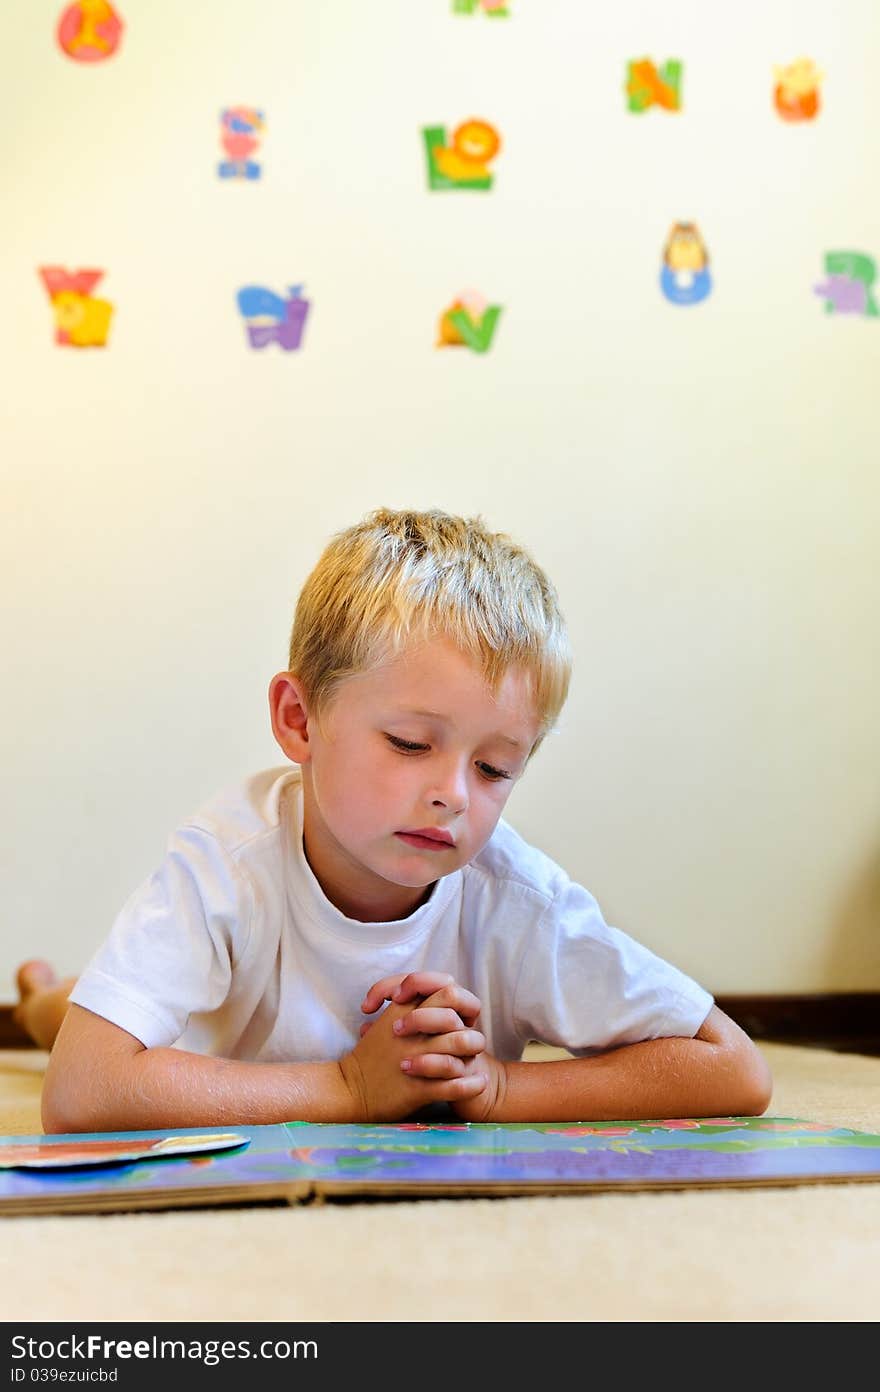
[337,971,506,1123]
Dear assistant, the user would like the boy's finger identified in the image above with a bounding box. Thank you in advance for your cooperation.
[419,1073,488,1101]
[400,1026,486,1057]
[361,973,482,1023]
[361,970,452,1014]
[390,971,455,1004]
[360,975,408,1014]
[392,1007,464,1037]
[401,1053,466,1079]
[421,984,482,1026]
[435,1029,485,1058]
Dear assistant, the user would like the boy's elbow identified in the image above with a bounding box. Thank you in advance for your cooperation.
[41,1092,79,1135]
[733,1040,773,1117]
[698,1007,773,1117]
[41,1102,75,1135]
[41,1070,93,1134]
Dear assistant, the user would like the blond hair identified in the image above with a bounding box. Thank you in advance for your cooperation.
[288,508,572,757]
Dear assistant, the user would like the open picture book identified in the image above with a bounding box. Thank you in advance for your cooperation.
[2,1115,880,1215]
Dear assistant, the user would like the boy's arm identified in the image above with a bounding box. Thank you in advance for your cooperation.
[41,1001,488,1133]
[451,1006,773,1123]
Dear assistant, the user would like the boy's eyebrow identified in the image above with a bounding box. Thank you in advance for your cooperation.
[394,707,526,751]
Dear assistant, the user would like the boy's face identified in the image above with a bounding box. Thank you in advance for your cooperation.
[272,636,541,922]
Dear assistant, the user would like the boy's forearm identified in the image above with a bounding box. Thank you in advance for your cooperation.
[488,1021,772,1123]
[43,1046,357,1133]
[139,1049,358,1127]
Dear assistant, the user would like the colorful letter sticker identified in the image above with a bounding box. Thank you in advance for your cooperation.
[56,3,123,62]
[660,224,712,306]
[38,267,114,346]
[219,107,265,180]
[423,120,501,190]
[814,253,878,317]
[774,59,822,121]
[452,0,510,15]
[626,58,682,113]
[437,291,502,352]
[236,285,311,350]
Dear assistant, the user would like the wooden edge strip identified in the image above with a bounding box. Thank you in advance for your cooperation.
[715,993,880,1053]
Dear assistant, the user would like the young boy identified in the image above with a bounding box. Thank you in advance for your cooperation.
[18,508,771,1132]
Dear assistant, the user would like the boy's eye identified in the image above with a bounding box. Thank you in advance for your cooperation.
[385,735,428,753]
[381,734,512,779]
[476,762,512,782]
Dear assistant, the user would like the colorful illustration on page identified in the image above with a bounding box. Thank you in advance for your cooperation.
[437,291,502,353]
[282,1117,880,1187]
[813,252,878,317]
[423,120,501,190]
[38,267,114,347]
[219,107,265,180]
[236,285,311,350]
[452,0,510,16]
[57,2,123,62]
[774,58,822,121]
[660,223,712,306]
[626,58,682,113]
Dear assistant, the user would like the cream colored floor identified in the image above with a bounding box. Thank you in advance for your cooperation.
[1,1042,879,1322]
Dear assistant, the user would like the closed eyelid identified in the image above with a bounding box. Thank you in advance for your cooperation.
[479,763,513,781]
[383,733,514,780]
[391,707,527,753]
[385,735,428,751]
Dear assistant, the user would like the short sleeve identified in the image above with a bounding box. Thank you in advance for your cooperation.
[68,825,251,1047]
[512,876,714,1054]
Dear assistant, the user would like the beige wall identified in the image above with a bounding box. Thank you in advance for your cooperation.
[3,2,879,996]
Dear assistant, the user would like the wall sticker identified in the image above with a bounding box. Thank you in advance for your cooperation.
[814,253,878,317]
[38,267,114,347]
[57,3,123,62]
[219,107,265,180]
[626,58,683,113]
[423,120,501,190]
[660,224,712,306]
[236,285,311,349]
[774,59,822,121]
[437,291,502,352]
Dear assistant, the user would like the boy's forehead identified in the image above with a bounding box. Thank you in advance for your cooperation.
[363,640,539,742]
[374,637,522,694]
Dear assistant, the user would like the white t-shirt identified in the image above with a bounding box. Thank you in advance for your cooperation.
[69,766,713,1062]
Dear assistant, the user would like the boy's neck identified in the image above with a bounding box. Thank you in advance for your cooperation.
[308,854,434,922]
[298,793,435,923]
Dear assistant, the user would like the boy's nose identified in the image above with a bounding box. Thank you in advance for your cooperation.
[428,763,469,814]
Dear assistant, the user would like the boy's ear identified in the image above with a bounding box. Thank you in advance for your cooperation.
[268,672,313,764]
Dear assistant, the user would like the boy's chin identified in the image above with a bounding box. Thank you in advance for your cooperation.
[382,864,443,889]
[379,852,455,889]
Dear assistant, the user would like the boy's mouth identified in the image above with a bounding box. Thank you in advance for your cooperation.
[395,828,456,850]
